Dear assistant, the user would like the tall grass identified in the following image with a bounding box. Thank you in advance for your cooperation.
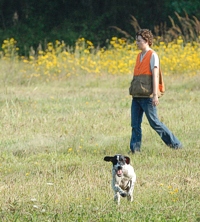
[0,73,200,221]
[0,36,200,221]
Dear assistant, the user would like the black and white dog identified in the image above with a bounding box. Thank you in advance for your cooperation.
[104,154,136,205]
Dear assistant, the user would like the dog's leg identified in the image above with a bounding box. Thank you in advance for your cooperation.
[112,180,120,205]
[113,176,127,197]
[114,192,120,205]
[112,179,126,205]
[127,179,135,202]
[113,184,127,198]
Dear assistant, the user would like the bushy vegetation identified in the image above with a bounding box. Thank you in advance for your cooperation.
[1,34,200,86]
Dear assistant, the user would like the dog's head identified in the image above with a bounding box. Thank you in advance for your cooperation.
[104,154,130,177]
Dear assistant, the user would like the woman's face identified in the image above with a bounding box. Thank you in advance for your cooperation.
[136,35,148,50]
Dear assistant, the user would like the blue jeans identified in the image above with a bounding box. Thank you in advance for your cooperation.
[130,98,182,152]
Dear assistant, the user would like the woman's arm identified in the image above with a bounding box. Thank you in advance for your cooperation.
[152,67,159,106]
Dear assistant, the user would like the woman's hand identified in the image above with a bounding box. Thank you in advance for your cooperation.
[152,94,159,106]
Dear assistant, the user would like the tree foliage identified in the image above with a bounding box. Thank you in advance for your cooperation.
[0,0,200,55]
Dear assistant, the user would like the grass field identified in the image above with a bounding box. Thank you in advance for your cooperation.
[0,72,200,221]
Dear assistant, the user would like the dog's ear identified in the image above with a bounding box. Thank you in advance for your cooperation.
[104,156,113,162]
[124,156,130,164]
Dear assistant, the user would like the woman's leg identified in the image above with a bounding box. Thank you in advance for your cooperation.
[142,98,182,148]
[130,98,144,152]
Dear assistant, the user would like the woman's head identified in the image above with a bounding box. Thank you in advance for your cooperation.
[136,29,153,47]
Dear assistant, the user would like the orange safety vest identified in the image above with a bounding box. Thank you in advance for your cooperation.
[129,50,165,97]
[134,50,152,76]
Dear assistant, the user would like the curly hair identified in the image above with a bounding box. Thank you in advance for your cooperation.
[136,29,153,46]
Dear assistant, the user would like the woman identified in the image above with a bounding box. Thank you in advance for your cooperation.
[129,29,182,153]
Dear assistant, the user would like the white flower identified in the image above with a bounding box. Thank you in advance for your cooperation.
[46,182,54,186]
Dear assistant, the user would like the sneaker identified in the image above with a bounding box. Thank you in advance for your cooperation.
[128,149,140,154]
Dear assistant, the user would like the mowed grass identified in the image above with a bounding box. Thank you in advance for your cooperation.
[0,74,200,221]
